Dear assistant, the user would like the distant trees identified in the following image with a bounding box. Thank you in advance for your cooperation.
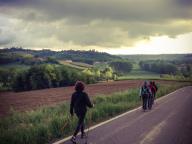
[11,64,116,92]
[45,57,59,64]
[0,67,24,90]
[139,60,177,74]
[102,67,113,81]
[82,68,97,83]
[12,64,80,91]
[55,50,121,64]
[0,48,124,91]
[180,64,192,78]
[0,52,59,66]
[0,48,121,66]
[109,60,133,75]
[83,66,115,82]
[0,69,15,89]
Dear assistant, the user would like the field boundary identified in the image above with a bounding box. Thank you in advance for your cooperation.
[53,86,190,144]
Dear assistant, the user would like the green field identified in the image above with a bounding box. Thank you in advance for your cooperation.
[59,60,92,70]
[118,70,160,80]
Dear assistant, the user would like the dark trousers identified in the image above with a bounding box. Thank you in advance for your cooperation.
[152,92,156,104]
[148,96,153,109]
[73,112,86,136]
[142,95,148,110]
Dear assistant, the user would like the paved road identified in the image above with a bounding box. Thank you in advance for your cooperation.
[63,86,192,144]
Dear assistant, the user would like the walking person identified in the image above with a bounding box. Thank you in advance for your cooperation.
[152,81,158,103]
[70,81,94,144]
[149,81,156,106]
[140,81,151,111]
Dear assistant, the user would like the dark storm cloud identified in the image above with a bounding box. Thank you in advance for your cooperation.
[176,0,192,6]
[0,0,192,23]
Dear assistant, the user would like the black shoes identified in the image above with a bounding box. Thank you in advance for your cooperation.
[81,132,86,139]
[71,136,77,144]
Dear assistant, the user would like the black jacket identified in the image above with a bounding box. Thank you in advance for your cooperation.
[70,91,93,115]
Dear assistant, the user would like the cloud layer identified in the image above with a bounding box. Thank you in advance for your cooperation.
[0,0,192,53]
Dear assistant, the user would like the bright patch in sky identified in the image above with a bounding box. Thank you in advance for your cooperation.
[106,32,192,54]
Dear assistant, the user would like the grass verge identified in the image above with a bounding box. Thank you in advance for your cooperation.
[0,82,191,144]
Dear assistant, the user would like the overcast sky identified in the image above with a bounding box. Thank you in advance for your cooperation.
[0,0,191,54]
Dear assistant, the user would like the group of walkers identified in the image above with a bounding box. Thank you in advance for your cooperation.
[69,80,158,143]
[140,81,158,111]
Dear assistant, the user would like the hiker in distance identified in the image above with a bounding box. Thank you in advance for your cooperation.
[140,81,152,111]
[152,81,158,103]
[149,81,158,105]
[70,81,94,144]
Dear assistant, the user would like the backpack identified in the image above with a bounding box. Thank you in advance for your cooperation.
[150,84,156,93]
[141,86,149,95]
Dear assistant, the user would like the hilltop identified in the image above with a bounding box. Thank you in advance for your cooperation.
[0,47,121,65]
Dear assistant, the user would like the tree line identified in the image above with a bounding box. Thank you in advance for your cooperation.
[139,60,177,74]
[0,48,121,65]
[0,64,116,92]
[109,60,133,75]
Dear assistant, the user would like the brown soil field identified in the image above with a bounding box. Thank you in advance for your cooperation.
[0,80,185,117]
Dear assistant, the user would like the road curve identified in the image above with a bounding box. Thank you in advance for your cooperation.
[61,86,192,144]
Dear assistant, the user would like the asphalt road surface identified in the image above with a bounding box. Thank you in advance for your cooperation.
[62,86,192,144]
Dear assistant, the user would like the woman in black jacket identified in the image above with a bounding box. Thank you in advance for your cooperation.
[70,81,93,143]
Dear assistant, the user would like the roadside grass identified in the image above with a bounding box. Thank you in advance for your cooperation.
[0,82,191,144]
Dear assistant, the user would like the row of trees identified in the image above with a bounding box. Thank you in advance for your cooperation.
[1,48,121,65]
[0,64,116,92]
[180,64,192,78]
[0,52,59,65]
[139,60,177,74]
[0,68,16,90]
[13,64,79,91]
